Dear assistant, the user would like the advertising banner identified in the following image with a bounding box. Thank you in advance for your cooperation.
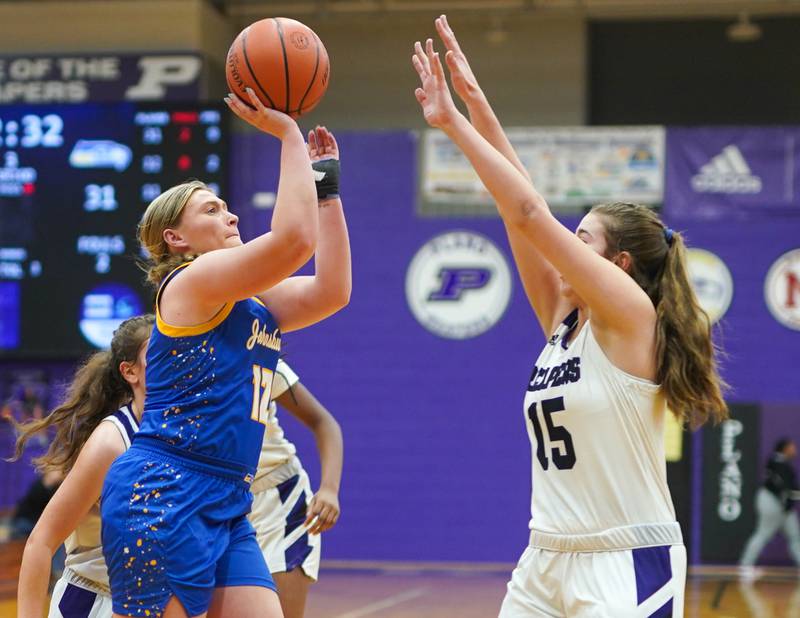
[419,126,665,215]
[0,53,203,103]
[701,404,761,563]
[665,127,800,220]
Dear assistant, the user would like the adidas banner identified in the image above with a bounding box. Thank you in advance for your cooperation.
[664,127,800,219]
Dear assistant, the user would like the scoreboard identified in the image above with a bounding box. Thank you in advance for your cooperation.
[0,103,227,357]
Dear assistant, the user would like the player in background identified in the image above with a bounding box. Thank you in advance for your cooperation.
[101,90,350,618]
[248,359,343,618]
[14,315,153,618]
[412,16,727,617]
[739,437,800,577]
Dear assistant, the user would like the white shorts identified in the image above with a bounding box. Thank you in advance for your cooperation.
[499,544,686,618]
[249,468,321,580]
[49,572,112,618]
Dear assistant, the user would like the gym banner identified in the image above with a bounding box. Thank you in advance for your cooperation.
[419,126,665,216]
[664,127,800,220]
[0,53,203,103]
[700,403,761,563]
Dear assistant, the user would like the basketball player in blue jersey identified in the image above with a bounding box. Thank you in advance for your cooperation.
[413,17,727,617]
[14,315,153,618]
[100,89,351,618]
[15,344,339,618]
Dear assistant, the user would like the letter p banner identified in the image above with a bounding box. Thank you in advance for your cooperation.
[428,267,491,301]
[125,56,202,100]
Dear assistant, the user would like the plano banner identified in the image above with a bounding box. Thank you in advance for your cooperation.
[700,404,761,563]
[665,126,800,220]
[419,126,665,214]
[0,53,203,103]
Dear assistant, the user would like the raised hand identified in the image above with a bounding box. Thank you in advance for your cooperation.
[435,14,483,104]
[411,38,462,130]
[307,125,339,162]
[224,87,298,140]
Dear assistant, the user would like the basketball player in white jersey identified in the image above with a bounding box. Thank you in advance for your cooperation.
[15,315,153,618]
[248,360,343,618]
[413,16,728,617]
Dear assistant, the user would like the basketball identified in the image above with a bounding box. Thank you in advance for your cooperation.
[226,17,330,118]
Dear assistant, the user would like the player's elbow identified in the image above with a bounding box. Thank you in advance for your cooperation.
[510,194,547,231]
[281,224,317,267]
[332,277,352,310]
[24,528,56,558]
[308,405,341,434]
[317,289,349,320]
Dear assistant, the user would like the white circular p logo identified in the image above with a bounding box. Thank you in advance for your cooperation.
[405,231,512,340]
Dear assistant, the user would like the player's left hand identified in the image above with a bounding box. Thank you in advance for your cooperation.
[412,38,462,131]
[305,486,340,534]
[435,15,483,105]
[307,126,339,162]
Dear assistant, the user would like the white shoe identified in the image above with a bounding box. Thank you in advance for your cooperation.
[738,565,764,582]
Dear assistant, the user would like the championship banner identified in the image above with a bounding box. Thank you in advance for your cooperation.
[700,403,761,563]
[664,127,800,220]
[0,53,203,103]
[419,126,664,215]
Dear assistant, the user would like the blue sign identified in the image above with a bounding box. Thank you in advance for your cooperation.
[0,53,203,103]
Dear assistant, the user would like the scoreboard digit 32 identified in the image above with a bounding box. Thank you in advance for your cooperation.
[0,102,227,357]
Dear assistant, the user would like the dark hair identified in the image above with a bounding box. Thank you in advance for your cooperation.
[774,437,794,454]
[12,314,154,474]
[591,202,728,429]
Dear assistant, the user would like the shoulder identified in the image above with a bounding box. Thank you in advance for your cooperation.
[100,405,139,450]
[77,420,128,469]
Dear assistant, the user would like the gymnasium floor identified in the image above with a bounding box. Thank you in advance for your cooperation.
[0,541,797,618]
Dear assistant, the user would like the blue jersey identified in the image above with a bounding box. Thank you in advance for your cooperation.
[136,263,282,473]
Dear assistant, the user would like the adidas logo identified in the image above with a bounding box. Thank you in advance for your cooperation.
[691,145,762,194]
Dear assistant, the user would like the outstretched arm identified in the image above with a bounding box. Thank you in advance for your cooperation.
[17,423,125,618]
[259,127,351,333]
[275,378,343,535]
[412,37,654,336]
[430,16,568,335]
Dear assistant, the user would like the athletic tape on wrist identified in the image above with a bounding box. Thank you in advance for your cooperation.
[312,158,340,200]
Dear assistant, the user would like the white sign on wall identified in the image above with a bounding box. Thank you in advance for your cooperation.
[420,126,665,215]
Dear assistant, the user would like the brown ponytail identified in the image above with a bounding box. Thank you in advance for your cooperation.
[592,203,728,429]
[12,314,154,474]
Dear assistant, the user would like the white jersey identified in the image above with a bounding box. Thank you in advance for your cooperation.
[523,311,682,551]
[253,359,301,485]
[62,404,139,589]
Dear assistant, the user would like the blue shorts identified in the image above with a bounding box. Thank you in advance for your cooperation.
[101,437,275,617]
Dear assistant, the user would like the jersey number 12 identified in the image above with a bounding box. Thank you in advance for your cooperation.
[527,396,576,470]
[251,364,274,425]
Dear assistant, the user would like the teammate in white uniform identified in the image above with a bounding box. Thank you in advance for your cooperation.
[413,16,728,617]
[14,315,152,618]
[248,359,343,618]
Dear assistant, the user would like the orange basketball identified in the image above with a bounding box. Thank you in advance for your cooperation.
[226,18,330,118]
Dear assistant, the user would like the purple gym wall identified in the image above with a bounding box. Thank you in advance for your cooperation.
[1,127,797,565]
[230,129,800,564]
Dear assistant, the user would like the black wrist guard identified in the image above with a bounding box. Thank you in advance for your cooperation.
[312,158,340,200]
